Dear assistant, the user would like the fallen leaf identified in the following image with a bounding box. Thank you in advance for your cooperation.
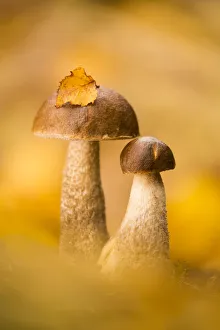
[56,67,98,108]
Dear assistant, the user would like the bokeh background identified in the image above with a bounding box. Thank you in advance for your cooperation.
[1,0,220,270]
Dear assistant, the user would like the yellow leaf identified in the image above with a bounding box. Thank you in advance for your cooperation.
[56,67,98,107]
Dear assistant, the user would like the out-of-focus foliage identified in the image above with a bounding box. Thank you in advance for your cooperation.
[56,67,98,107]
[0,239,220,330]
[169,174,220,268]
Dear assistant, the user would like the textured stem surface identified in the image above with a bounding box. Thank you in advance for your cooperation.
[100,172,169,272]
[60,140,109,262]
[119,172,169,258]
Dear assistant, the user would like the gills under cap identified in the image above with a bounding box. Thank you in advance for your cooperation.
[120,136,176,174]
[33,86,139,141]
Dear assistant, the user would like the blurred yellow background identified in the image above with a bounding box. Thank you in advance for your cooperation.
[1,0,220,269]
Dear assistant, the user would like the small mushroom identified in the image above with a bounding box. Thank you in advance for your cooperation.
[33,86,139,262]
[99,136,175,273]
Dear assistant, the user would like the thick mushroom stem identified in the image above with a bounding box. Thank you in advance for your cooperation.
[119,172,169,260]
[100,172,170,273]
[60,140,109,262]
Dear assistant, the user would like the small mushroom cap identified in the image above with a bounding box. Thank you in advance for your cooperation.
[120,136,176,173]
[33,86,139,141]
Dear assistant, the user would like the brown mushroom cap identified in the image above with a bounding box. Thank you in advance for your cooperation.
[33,86,139,141]
[120,137,176,173]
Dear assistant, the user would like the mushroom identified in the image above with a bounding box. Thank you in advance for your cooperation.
[32,86,139,262]
[99,136,175,274]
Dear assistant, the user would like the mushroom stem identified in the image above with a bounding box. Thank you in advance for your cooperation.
[99,172,170,273]
[119,172,169,260]
[60,140,109,261]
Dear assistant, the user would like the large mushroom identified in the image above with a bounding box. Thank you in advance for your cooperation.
[32,86,139,262]
[99,136,175,274]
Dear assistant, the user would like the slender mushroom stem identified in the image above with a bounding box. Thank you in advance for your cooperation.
[99,172,170,274]
[119,172,169,261]
[60,140,109,261]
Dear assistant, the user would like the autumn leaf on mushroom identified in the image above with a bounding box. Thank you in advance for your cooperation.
[56,67,98,108]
